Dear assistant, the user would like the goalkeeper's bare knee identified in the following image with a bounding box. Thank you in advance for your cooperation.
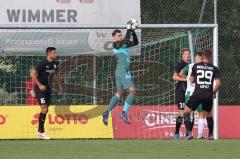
[116,90,124,97]
[128,87,137,95]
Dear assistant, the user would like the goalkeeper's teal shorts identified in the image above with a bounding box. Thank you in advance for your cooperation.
[115,73,134,90]
[185,91,203,112]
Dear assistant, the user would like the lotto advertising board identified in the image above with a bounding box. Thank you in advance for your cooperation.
[0,105,239,139]
[0,105,113,139]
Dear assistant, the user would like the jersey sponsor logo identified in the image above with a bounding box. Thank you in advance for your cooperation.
[46,69,55,73]
[197,65,214,70]
[200,85,210,89]
[31,113,88,125]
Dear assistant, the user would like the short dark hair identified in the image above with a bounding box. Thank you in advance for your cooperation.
[195,51,203,56]
[112,29,121,36]
[46,47,56,54]
[202,50,212,58]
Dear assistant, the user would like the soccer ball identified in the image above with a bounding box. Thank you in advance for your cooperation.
[130,19,138,30]
[126,19,138,30]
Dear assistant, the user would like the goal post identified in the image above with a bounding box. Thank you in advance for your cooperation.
[0,23,219,139]
[213,25,219,140]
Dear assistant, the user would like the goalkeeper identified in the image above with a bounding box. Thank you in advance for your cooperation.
[102,20,139,125]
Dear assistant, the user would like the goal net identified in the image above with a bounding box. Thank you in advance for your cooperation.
[0,27,213,139]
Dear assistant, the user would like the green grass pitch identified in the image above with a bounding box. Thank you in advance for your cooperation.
[0,139,239,159]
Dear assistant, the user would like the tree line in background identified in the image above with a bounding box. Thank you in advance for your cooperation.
[141,0,240,105]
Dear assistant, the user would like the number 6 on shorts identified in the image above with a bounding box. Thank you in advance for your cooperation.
[40,98,46,104]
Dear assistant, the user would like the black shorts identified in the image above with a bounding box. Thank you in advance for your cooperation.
[186,95,213,112]
[175,87,185,110]
[34,86,51,106]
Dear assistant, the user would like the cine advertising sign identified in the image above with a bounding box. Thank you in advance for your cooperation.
[0,0,140,25]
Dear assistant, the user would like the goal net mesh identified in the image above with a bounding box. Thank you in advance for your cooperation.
[0,28,212,138]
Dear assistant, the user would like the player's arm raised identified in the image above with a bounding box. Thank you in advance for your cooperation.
[30,68,46,91]
[124,29,139,47]
[113,30,139,49]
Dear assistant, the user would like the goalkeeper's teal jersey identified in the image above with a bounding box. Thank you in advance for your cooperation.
[113,45,131,77]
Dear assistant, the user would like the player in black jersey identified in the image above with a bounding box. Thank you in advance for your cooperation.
[184,50,221,140]
[30,47,62,139]
[172,48,191,140]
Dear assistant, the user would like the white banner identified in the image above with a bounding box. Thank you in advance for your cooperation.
[0,0,140,25]
[0,0,141,56]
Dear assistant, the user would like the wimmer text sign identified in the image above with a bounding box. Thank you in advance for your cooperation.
[0,0,140,25]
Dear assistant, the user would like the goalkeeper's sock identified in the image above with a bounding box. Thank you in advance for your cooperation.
[108,95,121,112]
[123,94,136,113]
[198,118,205,138]
[38,113,47,133]
[207,116,214,136]
[175,116,183,134]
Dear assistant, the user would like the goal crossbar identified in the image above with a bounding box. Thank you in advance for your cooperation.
[0,24,217,29]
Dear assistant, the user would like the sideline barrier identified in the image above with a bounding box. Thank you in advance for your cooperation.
[0,105,239,139]
[0,105,113,139]
[112,105,240,139]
